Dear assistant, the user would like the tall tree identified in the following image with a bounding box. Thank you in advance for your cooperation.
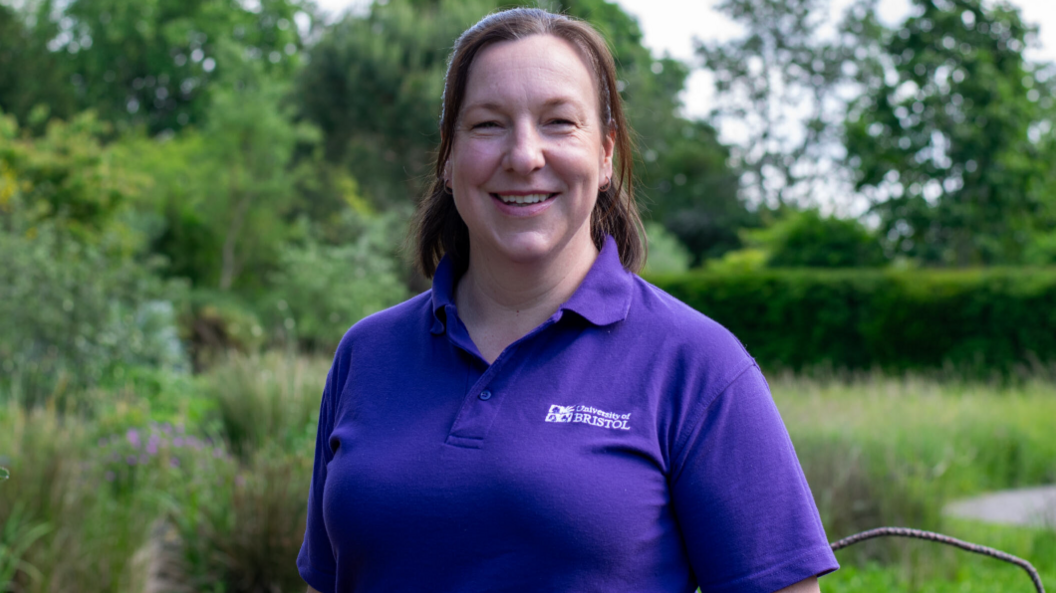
[0,2,77,128]
[844,0,1055,265]
[697,0,851,208]
[12,0,308,134]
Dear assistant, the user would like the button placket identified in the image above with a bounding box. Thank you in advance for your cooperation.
[444,316,559,449]
[444,346,521,449]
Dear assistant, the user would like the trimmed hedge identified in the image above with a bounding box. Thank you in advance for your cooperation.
[647,268,1056,371]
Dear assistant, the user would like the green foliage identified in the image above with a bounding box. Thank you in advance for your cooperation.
[269,212,409,351]
[0,4,76,130]
[118,47,321,292]
[741,208,888,268]
[777,375,1056,584]
[844,0,1056,265]
[5,0,310,134]
[0,110,147,251]
[697,0,851,207]
[0,113,188,407]
[649,267,1056,371]
[0,219,188,408]
[642,221,692,274]
[179,289,266,371]
[296,0,491,204]
[202,353,325,459]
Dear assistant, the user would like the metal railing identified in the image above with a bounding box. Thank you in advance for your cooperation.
[831,527,1046,593]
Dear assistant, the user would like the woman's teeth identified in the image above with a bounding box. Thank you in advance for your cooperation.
[495,193,551,205]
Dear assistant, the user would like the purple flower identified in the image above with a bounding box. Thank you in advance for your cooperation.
[161,423,173,435]
[126,429,141,449]
[173,437,184,448]
[146,441,158,455]
[170,458,180,468]
[126,455,137,466]
[212,448,223,458]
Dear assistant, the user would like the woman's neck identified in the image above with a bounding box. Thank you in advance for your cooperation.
[455,241,598,364]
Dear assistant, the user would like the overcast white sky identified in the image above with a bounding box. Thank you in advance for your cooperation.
[313,0,1056,120]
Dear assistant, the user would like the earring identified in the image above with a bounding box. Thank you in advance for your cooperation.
[599,177,611,192]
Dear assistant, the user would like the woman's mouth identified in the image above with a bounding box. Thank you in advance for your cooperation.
[492,193,557,205]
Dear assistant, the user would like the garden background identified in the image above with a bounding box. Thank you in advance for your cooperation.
[1,0,1055,590]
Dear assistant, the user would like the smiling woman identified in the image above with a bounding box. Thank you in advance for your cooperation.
[298,8,836,593]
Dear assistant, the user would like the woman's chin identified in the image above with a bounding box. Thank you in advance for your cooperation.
[475,230,593,269]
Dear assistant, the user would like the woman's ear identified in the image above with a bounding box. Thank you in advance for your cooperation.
[601,129,616,180]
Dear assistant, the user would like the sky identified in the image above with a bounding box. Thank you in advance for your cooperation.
[312,0,1056,120]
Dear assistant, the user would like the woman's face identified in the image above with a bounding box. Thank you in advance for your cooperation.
[447,34,614,269]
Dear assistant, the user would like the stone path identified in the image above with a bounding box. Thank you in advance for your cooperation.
[944,485,1056,528]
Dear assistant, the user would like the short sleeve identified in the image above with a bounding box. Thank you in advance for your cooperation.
[670,364,838,593]
[297,365,339,593]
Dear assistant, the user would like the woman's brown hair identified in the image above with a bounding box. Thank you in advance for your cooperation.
[412,7,644,278]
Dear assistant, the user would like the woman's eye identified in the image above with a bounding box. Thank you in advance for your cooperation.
[472,121,500,130]
[549,119,575,126]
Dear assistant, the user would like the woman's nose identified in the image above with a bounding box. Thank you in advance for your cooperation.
[503,121,545,175]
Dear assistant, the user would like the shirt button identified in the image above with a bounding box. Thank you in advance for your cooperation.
[479,390,493,401]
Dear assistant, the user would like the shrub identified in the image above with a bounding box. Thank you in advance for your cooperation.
[0,219,188,409]
[743,208,888,268]
[648,267,1056,372]
[268,212,408,352]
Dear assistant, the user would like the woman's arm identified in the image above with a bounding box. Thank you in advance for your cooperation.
[306,587,321,593]
[777,576,821,593]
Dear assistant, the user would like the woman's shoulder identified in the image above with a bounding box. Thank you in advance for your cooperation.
[627,274,752,364]
[333,290,434,356]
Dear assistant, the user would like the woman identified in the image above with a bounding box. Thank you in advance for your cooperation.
[299,8,837,593]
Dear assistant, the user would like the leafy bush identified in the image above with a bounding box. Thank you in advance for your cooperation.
[741,208,889,268]
[642,221,692,275]
[1,110,189,407]
[268,212,409,352]
[0,220,188,408]
[648,267,1056,371]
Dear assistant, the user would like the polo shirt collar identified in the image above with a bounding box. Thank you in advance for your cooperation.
[430,235,634,334]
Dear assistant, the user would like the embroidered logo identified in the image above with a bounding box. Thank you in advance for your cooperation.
[545,404,631,430]
[545,405,575,423]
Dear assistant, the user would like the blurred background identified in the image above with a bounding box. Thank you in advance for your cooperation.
[1,0,1055,591]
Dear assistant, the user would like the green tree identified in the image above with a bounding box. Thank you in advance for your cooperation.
[697,0,851,208]
[124,43,318,291]
[295,0,495,206]
[0,2,77,128]
[6,0,309,134]
[844,0,1055,265]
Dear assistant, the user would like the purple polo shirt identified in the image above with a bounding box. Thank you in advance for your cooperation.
[298,237,838,593]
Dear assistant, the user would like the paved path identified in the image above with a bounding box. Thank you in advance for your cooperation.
[944,485,1056,528]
